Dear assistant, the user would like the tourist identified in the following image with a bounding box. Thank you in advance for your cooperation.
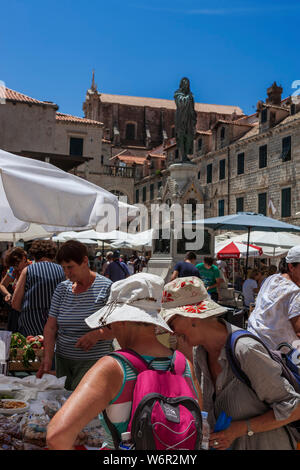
[104,250,129,282]
[101,251,113,276]
[256,266,268,289]
[0,247,32,332]
[196,256,222,302]
[242,269,259,308]
[170,251,200,281]
[94,252,104,274]
[36,240,114,391]
[267,264,278,276]
[248,247,300,350]
[11,241,65,337]
[127,255,135,275]
[160,276,300,450]
[45,273,197,450]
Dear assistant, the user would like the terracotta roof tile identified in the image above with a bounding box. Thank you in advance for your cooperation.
[56,112,103,127]
[115,155,147,165]
[4,87,56,106]
[99,93,243,115]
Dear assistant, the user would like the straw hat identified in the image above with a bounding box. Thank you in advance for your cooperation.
[160,276,227,325]
[85,272,173,333]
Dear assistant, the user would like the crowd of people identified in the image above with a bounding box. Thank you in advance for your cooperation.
[1,240,300,451]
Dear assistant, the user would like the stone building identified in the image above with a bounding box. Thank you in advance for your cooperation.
[0,87,104,174]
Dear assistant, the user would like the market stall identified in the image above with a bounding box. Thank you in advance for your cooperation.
[0,332,105,450]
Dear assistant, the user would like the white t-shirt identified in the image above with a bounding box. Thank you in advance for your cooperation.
[242,278,257,306]
[248,274,300,350]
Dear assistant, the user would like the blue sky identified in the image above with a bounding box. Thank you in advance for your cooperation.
[1,0,299,117]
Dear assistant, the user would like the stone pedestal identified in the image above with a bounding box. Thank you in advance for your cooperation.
[146,162,198,282]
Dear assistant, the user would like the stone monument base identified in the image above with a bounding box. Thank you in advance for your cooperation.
[144,255,174,283]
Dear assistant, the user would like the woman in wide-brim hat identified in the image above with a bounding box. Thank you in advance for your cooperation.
[46,272,198,450]
[160,276,300,451]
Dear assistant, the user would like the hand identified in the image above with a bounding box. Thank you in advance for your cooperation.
[75,330,100,351]
[209,422,245,450]
[36,358,53,379]
[4,293,12,303]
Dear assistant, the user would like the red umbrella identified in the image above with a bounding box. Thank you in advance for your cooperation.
[216,241,263,259]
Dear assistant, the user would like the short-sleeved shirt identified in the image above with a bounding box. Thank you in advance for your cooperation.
[105,261,129,282]
[173,261,200,278]
[195,263,220,293]
[242,278,258,307]
[49,273,113,360]
[248,274,300,350]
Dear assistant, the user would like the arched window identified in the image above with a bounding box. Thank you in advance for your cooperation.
[125,123,136,140]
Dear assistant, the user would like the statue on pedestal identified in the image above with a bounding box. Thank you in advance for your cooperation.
[174,77,197,163]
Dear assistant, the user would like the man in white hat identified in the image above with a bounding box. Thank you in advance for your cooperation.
[248,246,300,350]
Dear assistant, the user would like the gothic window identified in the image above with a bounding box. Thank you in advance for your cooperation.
[281,188,291,217]
[218,199,225,217]
[259,145,268,168]
[219,159,226,180]
[282,136,291,162]
[150,184,154,200]
[69,137,83,156]
[258,193,267,216]
[261,108,268,123]
[125,123,136,140]
[236,197,244,212]
[237,152,245,175]
[206,163,212,184]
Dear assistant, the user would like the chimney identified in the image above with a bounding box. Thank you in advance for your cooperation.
[266,82,282,106]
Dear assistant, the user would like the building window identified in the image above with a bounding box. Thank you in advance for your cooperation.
[291,103,296,115]
[259,144,268,168]
[258,192,267,216]
[157,181,162,191]
[101,155,104,165]
[281,187,291,217]
[219,159,226,180]
[220,127,225,140]
[207,163,212,184]
[198,171,201,180]
[236,197,244,212]
[218,199,225,217]
[135,189,139,204]
[237,152,244,175]
[261,108,268,123]
[282,136,291,162]
[175,149,179,159]
[142,186,147,202]
[198,138,202,151]
[171,126,175,138]
[69,137,83,156]
[150,184,154,200]
[125,123,136,140]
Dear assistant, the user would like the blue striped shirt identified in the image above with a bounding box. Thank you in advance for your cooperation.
[19,261,65,336]
[49,274,113,360]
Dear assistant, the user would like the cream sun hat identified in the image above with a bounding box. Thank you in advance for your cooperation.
[286,246,300,264]
[85,272,173,334]
[160,276,227,325]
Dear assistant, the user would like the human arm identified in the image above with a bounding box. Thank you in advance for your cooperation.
[209,406,300,450]
[75,327,115,351]
[11,267,27,311]
[0,273,13,302]
[210,338,300,449]
[170,270,179,281]
[46,356,123,449]
[290,316,300,339]
[36,316,58,378]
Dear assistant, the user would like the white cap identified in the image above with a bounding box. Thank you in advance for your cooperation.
[286,246,300,263]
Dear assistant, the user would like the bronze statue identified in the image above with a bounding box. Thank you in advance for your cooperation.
[174,77,197,163]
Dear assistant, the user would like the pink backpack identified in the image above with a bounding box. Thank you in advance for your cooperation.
[103,349,202,450]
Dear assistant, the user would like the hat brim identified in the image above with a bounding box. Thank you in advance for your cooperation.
[85,303,173,334]
[160,299,228,325]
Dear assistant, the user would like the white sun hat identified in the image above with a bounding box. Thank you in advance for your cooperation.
[85,272,173,333]
[286,245,300,263]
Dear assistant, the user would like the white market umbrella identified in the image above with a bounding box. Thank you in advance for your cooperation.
[0,149,119,233]
[229,231,300,250]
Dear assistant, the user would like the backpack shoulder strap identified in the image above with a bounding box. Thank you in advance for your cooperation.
[225,329,265,388]
[109,348,150,374]
[172,350,188,375]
